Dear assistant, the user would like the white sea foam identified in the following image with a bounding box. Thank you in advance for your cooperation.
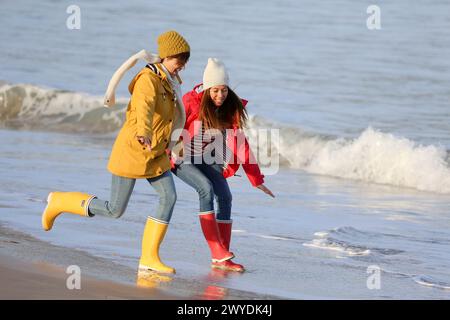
[248,115,450,194]
[303,238,372,256]
[0,83,127,133]
[3,83,450,194]
[412,275,450,290]
[303,226,405,257]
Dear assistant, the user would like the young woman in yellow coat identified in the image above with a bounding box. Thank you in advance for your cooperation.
[41,30,190,275]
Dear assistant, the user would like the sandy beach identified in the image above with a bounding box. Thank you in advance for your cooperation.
[0,255,173,300]
[0,223,279,300]
[0,223,173,299]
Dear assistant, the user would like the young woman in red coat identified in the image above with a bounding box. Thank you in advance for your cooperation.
[171,58,274,272]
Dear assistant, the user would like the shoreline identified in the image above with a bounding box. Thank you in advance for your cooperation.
[0,223,175,299]
[0,223,282,300]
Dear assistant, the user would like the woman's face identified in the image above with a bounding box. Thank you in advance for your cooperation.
[163,57,187,77]
[209,85,228,107]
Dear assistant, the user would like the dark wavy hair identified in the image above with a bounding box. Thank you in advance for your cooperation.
[199,87,248,130]
[164,51,190,64]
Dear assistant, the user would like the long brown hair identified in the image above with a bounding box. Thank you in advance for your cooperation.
[199,87,248,130]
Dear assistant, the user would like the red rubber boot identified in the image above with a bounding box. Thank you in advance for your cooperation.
[199,213,234,263]
[212,220,245,272]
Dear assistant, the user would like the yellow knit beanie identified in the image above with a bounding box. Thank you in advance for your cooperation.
[157,30,190,59]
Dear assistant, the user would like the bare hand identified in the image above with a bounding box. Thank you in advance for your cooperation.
[256,184,275,198]
[137,136,152,151]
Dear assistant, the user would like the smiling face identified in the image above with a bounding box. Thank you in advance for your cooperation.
[209,85,229,107]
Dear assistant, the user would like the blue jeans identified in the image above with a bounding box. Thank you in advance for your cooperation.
[88,171,177,223]
[172,161,232,221]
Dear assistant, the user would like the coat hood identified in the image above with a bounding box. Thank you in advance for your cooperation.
[128,64,172,95]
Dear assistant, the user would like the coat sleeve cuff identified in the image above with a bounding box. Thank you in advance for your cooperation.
[250,174,265,187]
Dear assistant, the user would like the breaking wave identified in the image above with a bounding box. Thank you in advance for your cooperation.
[0,82,126,133]
[248,116,450,194]
[2,82,450,194]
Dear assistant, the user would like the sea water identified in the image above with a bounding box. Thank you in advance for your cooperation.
[1,0,450,299]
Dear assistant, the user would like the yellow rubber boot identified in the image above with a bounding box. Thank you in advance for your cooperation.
[138,217,175,274]
[42,192,96,231]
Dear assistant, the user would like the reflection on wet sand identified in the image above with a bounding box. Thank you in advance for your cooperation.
[136,270,173,289]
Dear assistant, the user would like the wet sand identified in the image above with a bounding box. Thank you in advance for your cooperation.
[0,223,280,300]
[0,255,177,300]
[0,223,176,299]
